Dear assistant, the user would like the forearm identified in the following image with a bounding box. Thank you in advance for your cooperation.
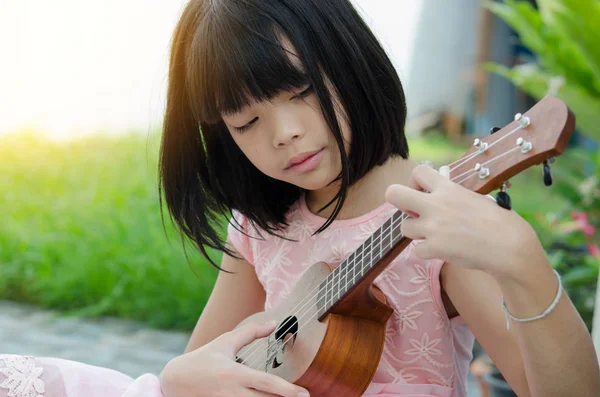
[497,260,600,397]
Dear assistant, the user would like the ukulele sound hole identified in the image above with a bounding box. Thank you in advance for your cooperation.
[268,316,298,369]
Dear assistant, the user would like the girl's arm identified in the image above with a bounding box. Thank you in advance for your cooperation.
[162,321,310,397]
[162,245,310,397]
[385,164,600,397]
[185,243,266,353]
[442,258,600,397]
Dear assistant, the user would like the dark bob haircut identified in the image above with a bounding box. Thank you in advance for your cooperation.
[159,0,409,268]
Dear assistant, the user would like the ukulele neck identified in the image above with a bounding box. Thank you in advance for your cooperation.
[316,209,411,318]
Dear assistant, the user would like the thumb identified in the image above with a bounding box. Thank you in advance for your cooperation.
[223,321,277,355]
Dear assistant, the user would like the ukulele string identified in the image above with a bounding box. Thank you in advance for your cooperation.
[447,124,524,172]
[242,144,520,370]
[454,146,522,186]
[242,144,525,371]
[241,213,408,371]
[242,143,521,370]
[237,213,406,365]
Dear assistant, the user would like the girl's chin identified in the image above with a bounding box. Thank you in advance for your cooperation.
[291,174,338,192]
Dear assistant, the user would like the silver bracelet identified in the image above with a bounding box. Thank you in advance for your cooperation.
[500,269,562,331]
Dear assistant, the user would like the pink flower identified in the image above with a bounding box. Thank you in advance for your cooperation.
[571,211,595,237]
[589,244,600,257]
[571,211,588,222]
[584,225,596,237]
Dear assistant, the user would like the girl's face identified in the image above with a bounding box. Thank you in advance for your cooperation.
[221,66,350,191]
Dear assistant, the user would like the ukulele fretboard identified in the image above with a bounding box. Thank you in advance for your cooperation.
[316,209,406,316]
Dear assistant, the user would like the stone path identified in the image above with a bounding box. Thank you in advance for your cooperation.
[0,300,190,378]
[0,300,481,395]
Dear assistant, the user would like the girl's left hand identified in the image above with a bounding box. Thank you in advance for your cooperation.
[385,164,548,281]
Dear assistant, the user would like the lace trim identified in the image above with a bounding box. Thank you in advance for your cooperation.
[0,355,45,397]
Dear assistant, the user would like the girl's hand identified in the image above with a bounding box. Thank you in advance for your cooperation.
[385,164,548,281]
[160,322,310,397]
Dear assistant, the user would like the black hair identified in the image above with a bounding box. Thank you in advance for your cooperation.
[159,0,408,267]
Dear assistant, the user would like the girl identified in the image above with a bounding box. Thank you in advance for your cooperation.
[157,0,599,396]
[1,1,598,397]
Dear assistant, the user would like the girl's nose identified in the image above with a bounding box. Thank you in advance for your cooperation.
[272,112,306,148]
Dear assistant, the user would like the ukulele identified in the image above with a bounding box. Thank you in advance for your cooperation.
[233,95,576,396]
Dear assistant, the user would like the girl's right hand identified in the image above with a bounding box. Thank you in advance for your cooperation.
[159,321,310,397]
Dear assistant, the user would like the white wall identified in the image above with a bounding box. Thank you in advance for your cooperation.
[407,0,480,121]
[351,0,423,88]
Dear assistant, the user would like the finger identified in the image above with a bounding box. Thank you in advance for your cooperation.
[413,240,435,260]
[399,216,426,240]
[221,321,277,355]
[243,367,310,397]
[385,184,427,216]
[408,164,444,192]
[240,390,280,397]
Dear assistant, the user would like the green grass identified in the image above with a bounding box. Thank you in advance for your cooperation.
[0,130,565,330]
[0,131,220,330]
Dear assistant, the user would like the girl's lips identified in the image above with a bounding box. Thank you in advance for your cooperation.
[285,148,325,173]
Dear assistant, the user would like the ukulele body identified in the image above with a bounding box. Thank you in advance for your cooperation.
[235,261,394,397]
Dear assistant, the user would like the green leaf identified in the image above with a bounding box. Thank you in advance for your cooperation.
[483,0,545,54]
[537,0,600,93]
[484,0,600,96]
[561,266,599,288]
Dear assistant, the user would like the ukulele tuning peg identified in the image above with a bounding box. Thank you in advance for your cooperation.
[490,127,501,135]
[496,182,512,210]
[543,159,554,186]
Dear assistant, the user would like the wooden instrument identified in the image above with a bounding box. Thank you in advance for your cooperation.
[234,95,576,396]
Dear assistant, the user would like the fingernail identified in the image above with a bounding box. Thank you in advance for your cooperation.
[298,391,310,397]
[266,320,277,327]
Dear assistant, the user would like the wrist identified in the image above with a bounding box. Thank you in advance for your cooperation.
[496,260,560,321]
[492,222,548,285]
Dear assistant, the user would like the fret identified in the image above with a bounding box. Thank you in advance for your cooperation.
[363,237,372,275]
[317,282,326,314]
[334,263,340,301]
[340,268,348,295]
[354,245,363,282]
[327,266,332,309]
[390,215,394,249]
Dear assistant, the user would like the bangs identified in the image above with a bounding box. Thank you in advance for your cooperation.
[186,2,310,124]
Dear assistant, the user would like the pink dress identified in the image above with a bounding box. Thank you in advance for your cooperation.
[227,196,474,397]
[0,197,474,397]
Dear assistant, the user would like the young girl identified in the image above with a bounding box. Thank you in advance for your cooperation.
[2,0,599,397]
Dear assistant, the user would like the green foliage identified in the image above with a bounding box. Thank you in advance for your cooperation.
[0,131,220,330]
[525,149,600,331]
[483,0,600,142]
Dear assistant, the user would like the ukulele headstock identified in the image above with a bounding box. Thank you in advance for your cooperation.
[445,95,576,194]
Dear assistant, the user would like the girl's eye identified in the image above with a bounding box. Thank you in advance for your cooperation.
[293,84,313,100]
[233,117,258,133]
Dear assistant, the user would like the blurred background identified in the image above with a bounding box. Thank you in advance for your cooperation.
[1,0,599,396]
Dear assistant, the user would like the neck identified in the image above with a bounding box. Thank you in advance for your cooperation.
[305,156,417,220]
